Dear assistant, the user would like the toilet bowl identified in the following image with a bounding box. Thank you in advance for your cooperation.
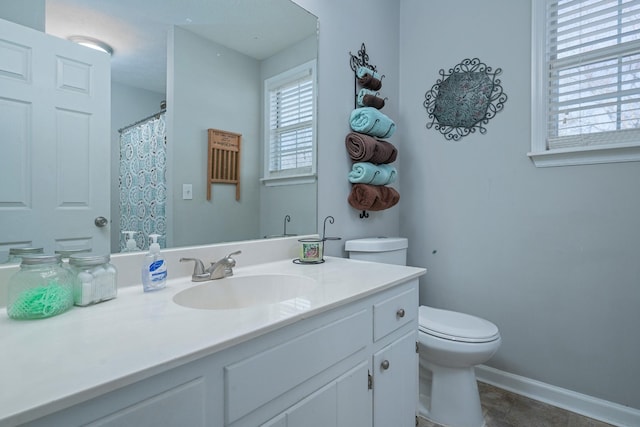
[344,237,502,427]
[418,306,501,427]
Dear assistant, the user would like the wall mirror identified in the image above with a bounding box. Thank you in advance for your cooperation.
[0,0,318,258]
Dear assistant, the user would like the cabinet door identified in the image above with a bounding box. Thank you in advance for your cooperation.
[372,330,418,427]
[262,361,370,427]
[24,367,212,427]
[336,360,372,426]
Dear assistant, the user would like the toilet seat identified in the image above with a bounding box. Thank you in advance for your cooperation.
[419,306,500,343]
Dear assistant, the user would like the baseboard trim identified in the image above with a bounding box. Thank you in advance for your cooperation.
[475,365,640,427]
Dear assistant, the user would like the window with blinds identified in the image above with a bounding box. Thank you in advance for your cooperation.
[531,0,640,166]
[264,60,316,182]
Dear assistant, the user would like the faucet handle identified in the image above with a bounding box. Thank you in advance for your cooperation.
[225,250,241,266]
[180,257,209,281]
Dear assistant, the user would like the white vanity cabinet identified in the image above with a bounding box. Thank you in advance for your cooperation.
[20,279,419,427]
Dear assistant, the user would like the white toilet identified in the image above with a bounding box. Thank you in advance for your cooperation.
[345,237,501,427]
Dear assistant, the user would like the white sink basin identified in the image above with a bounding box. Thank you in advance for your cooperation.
[172,274,317,310]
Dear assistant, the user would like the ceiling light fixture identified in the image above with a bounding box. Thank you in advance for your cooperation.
[68,36,114,56]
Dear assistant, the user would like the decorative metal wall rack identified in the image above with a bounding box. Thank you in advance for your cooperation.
[349,43,385,109]
[423,58,507,141]
[347,43,400,219]
[350,43,379,219]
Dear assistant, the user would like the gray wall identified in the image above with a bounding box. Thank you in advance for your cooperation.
[399,0,640,410]
[110,82,166,250]
[0,0,44,31]
[167,26,261,247]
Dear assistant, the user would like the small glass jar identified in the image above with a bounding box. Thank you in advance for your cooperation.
[69,254,118,306]
[55,248,91,261]
[6,247,44,264]
[6,254,74,320]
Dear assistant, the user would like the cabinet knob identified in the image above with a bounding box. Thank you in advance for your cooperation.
[396,308,405,318]
[381,360,390,370]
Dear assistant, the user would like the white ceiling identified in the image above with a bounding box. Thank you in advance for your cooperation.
[45,0,318,93]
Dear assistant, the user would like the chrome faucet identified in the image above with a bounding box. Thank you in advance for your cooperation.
[180,250,241,282]
[207,250,241,279]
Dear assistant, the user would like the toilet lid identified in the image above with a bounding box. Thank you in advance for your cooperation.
[419,306,500,343]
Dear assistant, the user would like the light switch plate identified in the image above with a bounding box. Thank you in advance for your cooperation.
[182,184,193,200]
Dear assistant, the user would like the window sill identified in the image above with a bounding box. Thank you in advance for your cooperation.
[261,173,317,187]
[528,144,640,167]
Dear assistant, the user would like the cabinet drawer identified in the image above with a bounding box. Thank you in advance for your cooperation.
[373,285,417,341]
[225,309,369,424]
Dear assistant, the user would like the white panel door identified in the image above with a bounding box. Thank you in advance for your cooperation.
[0,18,110,257]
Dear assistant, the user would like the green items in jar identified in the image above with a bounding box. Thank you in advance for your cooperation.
[6,255,74,320]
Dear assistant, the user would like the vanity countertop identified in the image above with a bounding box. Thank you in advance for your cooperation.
[0,256,425,426]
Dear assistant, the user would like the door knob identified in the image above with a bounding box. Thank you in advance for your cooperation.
[94,216,108,227]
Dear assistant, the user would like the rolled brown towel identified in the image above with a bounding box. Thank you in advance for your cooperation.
[358,74,382,91]
[362,94,385,109]
[348,184,400,211]
[371,139,398,164]
[345,132,398,164]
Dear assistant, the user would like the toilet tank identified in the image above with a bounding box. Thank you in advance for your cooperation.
[344,237,408,266]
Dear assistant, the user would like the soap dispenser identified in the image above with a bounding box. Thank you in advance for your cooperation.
[141,234,167,292]
[122,231,139,252]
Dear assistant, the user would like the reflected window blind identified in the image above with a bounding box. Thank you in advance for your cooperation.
[546,0,640,149]
[267,71,314,176]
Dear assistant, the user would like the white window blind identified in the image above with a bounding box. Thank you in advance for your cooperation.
[264,61,316,181]
[545,0,640,150]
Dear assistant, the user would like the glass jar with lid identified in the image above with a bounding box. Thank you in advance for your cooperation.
[69,254,118,306]
[6,247,44,264]
[6,254,74,320]
[55,248,91,262]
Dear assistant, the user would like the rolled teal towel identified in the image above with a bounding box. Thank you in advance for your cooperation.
[349,162,397,185]
[350,107,396,138]
[356,66,381,81]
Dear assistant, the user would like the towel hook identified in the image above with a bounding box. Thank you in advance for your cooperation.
[321,215,342,244]
[283,214,291,236]
[360,210,369,219]
[322,215,334,240]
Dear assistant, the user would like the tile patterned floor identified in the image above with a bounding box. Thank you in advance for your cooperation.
[417,382,615,427]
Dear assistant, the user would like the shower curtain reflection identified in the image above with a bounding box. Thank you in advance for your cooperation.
[118,113,167,251]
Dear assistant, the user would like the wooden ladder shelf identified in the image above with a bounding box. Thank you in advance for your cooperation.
[207,128,241,201]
